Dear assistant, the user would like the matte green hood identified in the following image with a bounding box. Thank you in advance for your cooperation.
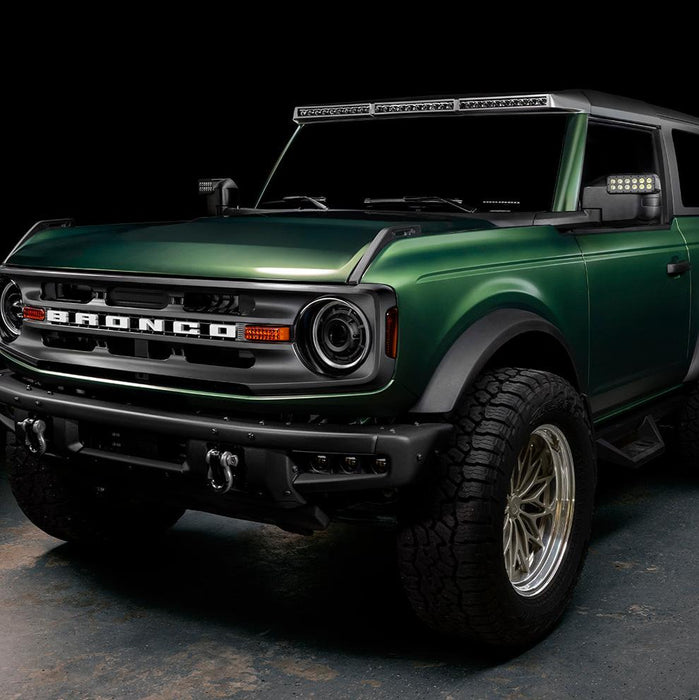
[7,215,491,282]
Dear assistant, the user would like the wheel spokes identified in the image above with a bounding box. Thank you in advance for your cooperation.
[504,424,576,596]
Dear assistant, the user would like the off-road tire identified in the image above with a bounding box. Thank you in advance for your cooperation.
[397,368,596,650]
[677,381,699,465]
[8,441,185,544]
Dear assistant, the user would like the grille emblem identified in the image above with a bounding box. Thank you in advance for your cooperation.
[40,309,237,340]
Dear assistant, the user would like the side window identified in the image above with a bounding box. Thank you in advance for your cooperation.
[582,122,658,186]
[672,130,699,208]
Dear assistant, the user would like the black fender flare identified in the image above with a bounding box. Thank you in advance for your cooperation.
[410,309,583,414]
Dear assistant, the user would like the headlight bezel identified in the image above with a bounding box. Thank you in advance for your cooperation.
[297,296,372,376]
[0,279,23,341]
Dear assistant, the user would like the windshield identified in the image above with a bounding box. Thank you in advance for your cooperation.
[259,114,571,213]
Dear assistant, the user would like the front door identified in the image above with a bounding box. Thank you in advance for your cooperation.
[575,121,691,416]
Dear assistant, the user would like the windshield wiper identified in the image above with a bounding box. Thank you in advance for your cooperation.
[260,195,328,210]
[364,196,477,214]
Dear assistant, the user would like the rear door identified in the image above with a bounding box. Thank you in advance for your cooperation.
[574,121,691,416]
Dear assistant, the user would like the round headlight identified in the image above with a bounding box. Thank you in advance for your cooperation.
[0,280,23,339]
[298,297,371,374]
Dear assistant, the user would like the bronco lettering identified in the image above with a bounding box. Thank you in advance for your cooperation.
[41,309,237,340]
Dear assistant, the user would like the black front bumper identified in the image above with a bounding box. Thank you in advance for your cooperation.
[0,371,451,502]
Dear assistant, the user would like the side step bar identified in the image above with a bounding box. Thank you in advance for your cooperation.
[596,415,666,468]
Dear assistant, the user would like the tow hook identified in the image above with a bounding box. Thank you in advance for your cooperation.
[205,449,239,494]
[17,417,47,456]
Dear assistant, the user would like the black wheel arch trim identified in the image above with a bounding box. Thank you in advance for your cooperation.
[410,309,585,414]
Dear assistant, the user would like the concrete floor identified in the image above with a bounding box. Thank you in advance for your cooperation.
[0,450,696,700]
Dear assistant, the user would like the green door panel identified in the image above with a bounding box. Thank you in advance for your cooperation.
[575,219,691,412]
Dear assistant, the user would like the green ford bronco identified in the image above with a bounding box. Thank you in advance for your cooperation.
[1,91,697,650]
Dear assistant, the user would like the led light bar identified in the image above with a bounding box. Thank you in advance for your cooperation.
[607,174,661,194]
[198,178,223,195]
[459,95,550,111]
[374,99,456,115]
[294,94,561,123]
[294,104,372,120]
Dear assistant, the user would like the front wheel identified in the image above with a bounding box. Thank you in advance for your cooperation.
[397,368,596,650]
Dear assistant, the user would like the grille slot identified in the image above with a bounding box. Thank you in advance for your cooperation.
[106,338,173,361]
[36,360,254,394]
[183,292,255,315]
[42,282,94,303]
[107,287,169,309]
[43,331,97,352]
[41,331,256,368]
[184,345,254,368]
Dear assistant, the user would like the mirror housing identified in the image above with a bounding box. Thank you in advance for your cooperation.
[198,178,239,216]
[582,174,661,223]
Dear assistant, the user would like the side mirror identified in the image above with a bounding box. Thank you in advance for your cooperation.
[582,174,661,223]
[198,178,239,216]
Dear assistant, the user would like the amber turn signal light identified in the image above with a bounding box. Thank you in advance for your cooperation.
[385,306,398,358]
[244,325,291,342]
[22,306,46,321]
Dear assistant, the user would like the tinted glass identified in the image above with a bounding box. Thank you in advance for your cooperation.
[262,115,570,212]
[582,123,657,186]
[673,130,699,207]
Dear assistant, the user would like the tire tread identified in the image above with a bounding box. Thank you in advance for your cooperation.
[397,367,595,649]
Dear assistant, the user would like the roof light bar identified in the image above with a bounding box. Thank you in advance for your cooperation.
[459,95,550,111]
[294,94,560,123]
[374,99,456,115]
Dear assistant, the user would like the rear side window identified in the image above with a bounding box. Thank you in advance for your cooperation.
[672,130,699,207]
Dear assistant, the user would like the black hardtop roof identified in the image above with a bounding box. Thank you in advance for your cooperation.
[564,89,698,126]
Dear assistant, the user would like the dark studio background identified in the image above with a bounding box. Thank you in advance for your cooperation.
[5,34,698,258]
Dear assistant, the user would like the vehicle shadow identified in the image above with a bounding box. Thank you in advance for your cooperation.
[24,452,697,670]
[35,519,497,669]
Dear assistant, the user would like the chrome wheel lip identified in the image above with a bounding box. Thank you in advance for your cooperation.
[503,423,576,598]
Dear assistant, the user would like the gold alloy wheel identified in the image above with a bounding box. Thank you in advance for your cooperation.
[503,424,576,597]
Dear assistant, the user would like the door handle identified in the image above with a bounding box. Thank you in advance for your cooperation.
[667,260,691,276]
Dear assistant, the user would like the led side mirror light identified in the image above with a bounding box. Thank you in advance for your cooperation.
[607,174,661,194]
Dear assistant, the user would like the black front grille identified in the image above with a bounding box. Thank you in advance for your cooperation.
[14,273,390,398]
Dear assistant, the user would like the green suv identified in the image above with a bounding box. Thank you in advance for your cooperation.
[1,91,697,650]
